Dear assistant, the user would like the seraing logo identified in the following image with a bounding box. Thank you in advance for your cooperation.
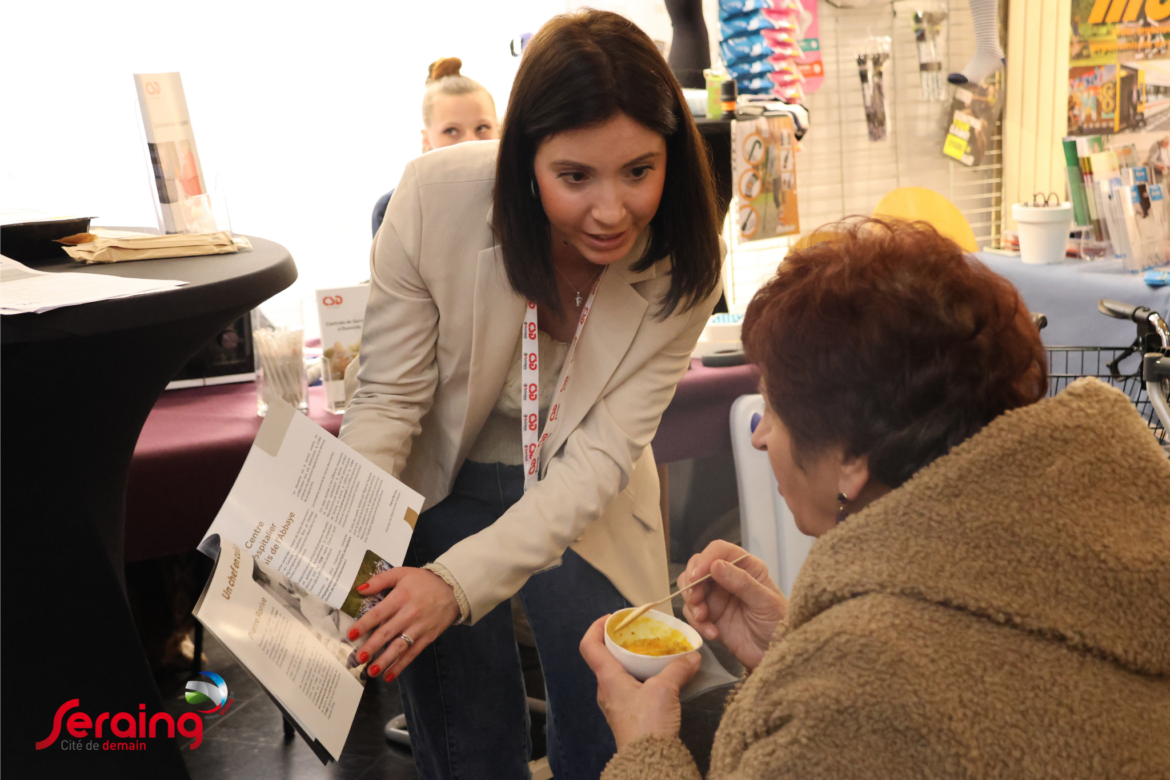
[144,81,161,96]
[35,699,204,751]
[322,295,344,306]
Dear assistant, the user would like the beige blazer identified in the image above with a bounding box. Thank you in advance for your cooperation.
[340,141,721,623]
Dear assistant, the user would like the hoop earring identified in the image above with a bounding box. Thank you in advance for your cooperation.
[836,492,850,524]
[530,178,538,198]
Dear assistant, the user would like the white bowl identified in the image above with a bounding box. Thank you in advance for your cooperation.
[604,608,703,681]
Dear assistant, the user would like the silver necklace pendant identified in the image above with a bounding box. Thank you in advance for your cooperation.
[575,292,583,307]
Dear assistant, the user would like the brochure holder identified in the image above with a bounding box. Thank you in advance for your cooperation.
[132,72,230,234]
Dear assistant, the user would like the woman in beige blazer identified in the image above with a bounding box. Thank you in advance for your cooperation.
[340,11,722,779]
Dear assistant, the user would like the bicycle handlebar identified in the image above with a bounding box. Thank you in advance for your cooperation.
[1098,299,1145,321]
[1098,299,1170,348]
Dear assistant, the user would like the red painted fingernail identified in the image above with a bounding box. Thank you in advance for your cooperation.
[369,664,381,677]
[357,583,369,592]
[384,671,396,683]
[348,628,359,641]
[358,651,369,663]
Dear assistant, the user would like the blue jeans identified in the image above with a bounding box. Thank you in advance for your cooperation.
[398,461,631,780]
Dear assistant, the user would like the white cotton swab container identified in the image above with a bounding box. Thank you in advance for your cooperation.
[1012,202,1073,265]
[252,302,308,416]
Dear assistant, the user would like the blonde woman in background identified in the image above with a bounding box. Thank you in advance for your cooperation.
[354,57,500,398]
[420,57,498,152]
[372,57,499,236]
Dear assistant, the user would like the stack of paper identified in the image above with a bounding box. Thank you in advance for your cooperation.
[1,254,187,315]
[57,228,251,264]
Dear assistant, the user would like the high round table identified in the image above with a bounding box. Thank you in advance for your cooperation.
[1,235,295,779]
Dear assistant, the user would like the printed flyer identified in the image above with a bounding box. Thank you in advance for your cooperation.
[315,285,370,414]
[193,398,422,762]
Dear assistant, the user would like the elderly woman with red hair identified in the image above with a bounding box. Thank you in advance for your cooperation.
[581,218,1170,779]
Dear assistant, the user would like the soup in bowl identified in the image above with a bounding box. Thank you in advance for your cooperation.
[604,608,703,680]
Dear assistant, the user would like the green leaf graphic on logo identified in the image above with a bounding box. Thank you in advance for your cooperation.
[185,680,220,707]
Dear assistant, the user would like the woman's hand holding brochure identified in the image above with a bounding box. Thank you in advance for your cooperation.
[347,567,460,681]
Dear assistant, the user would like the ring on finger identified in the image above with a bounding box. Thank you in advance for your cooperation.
[399,633,414,648]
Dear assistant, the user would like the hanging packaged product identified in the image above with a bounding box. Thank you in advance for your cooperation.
[912,9,948,102]
[738,72,805,103]
[723,30,786,62]
[721,10,797,38]
[793,0,824,93]
[729,52,799,79]
[720,0,821,101]
[942,81,1004,166]
[720,0,781,15]
[731,114,800,243]
[855,37,891,142]
[723,33,800,64]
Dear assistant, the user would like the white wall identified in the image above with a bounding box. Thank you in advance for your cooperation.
[1,0,688,334]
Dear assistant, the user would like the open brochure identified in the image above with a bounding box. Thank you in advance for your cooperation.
[193,398,422,763]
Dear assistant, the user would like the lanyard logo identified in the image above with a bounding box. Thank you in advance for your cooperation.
[521,268,605,490]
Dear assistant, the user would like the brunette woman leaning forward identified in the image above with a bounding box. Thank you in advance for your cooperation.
[340,11,723,779]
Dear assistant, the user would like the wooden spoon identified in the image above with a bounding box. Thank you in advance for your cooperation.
[611,553,750,632]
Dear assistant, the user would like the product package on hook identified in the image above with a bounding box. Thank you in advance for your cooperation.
[855,36,891,142]
[942,75,1004,167]
[912,8,948,102]
[718,0,822,102]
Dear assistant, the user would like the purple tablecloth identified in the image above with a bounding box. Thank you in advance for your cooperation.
[125,360,759,561]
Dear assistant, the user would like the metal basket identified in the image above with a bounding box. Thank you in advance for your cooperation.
[1047,347,1168,444]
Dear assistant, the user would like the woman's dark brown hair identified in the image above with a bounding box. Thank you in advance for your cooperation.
[742,217,1047,488]
[492,9,721,318]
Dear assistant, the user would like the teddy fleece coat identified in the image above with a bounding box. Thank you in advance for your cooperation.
[602,377,1170,779]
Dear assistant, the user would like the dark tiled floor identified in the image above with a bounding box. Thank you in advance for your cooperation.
[158,632,420,780]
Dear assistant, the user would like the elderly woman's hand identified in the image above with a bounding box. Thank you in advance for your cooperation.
[580,615,701,751]
[679,540,786,671]
[347,567,461,683]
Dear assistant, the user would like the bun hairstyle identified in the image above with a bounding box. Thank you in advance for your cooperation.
[426,56,464,84]
[422,56,495,128]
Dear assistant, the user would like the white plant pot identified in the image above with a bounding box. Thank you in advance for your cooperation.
[1012,202,1073,265]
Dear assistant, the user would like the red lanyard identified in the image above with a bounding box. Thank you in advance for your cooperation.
[521,268,606,491]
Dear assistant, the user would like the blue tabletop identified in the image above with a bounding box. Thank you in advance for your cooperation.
[974,252,1170,347]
